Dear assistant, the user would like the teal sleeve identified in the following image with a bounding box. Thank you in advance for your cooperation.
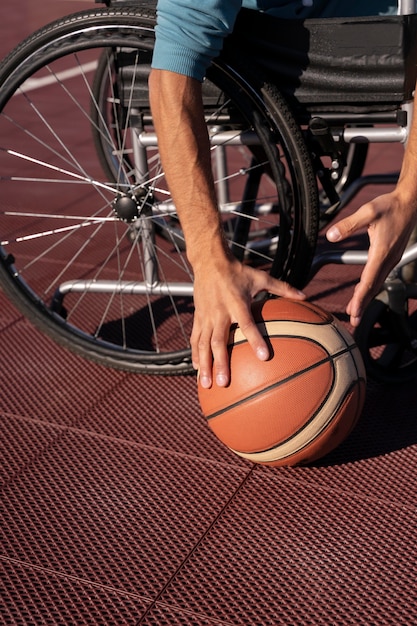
[151,0,243,81]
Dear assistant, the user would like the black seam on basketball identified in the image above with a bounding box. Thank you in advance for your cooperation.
[257,378,363,460]
[326,321,364,381]
[206,345,353,421]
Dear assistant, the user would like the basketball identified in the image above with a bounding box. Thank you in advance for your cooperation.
[198,297,366,467]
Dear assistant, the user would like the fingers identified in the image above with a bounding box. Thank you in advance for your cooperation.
[326,193,412,327]
[346,240,402,327]
[262,274,307,302]
[192,321,230,389]
[327,204,383,327]
[346,282,371,328]
[326,201,376,243]
[192,305,269,390]
[192,270,305,389]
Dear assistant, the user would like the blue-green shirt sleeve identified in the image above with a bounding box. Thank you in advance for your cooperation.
[152,0,243,81]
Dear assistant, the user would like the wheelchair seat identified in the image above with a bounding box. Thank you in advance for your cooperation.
[221,9,417,118]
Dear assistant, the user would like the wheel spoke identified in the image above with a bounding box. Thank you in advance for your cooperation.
[0,8,317,373]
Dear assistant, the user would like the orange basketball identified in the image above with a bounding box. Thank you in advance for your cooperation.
[198,298,366,467]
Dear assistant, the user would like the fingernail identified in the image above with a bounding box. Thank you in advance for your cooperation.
[327,226,341,242]
[350,315,361,328]
[200,375,212,389]
[256,346,269,361]
[216,374,228,387]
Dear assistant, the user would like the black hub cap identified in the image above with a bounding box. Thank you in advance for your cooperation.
[113,194,140,222]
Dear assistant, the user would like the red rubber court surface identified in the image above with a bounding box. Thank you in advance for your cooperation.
[1,2,417,624]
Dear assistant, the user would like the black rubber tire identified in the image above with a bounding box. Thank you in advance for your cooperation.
[0,7,318,373]
[355,295,417,384]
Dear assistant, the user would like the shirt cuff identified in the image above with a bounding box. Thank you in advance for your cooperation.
[151,40,211,82]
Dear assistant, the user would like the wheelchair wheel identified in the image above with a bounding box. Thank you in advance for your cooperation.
[0,7,318,374]
[91,49,133,185]
[355,291,417,384]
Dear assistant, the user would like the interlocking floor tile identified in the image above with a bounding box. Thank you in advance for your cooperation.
[77,375,248,466]
[1,428,250,601]
[159,469,417,624]
[0,319,126,425]
[0,558,150,625]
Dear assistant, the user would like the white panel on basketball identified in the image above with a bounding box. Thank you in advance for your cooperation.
[232,319,357,358]
[230,349,363,464]
[229,318,365,464]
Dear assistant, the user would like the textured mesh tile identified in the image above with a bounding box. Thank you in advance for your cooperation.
[0,559,149,625]
[0,319,246,465]
[0,0,89,58]
[334,377,417,455]
[0,428,249,600]
[305,257,363,315]
[0,415,65,485]
[159,469,417,624]
[288,444,417,508]
[141,603,235,625]
[0,319,126,425]
[0,312,246,468]
[77,374,247,466]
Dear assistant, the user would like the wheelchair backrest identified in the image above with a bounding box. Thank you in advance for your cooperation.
[221,9,417,113]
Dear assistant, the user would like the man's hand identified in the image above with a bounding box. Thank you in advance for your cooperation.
[191,255,306,389]
[327,190,417,327]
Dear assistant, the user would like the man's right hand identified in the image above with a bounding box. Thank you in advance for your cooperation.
[191,254,306,389]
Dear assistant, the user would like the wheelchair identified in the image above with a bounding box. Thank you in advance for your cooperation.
[0,0,416,382]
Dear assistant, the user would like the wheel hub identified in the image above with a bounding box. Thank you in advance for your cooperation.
[113,194,140,222]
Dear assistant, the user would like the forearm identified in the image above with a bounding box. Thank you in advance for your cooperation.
[148,69,230,269]
[148,69,305,384]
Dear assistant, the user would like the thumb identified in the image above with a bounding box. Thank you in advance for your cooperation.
[326,202,375,243]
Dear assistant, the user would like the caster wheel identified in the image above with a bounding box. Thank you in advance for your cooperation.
[355,295,417,384]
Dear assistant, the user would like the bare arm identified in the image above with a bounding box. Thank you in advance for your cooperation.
[149,69,305,387]
[327,92,417,327]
